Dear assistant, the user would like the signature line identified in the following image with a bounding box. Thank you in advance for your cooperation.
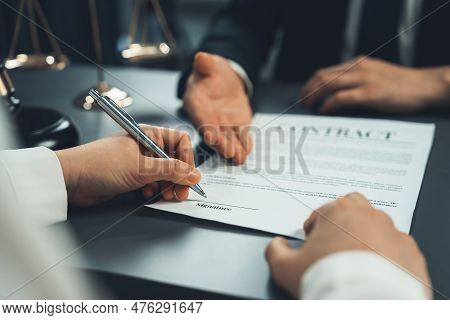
[196,201,259,211]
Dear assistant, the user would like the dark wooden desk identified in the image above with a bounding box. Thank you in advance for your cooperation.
[11,65,450,299]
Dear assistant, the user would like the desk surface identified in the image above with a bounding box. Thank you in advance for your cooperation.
[12,65,450,299]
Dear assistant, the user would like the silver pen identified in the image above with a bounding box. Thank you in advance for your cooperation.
[88,89,207,198]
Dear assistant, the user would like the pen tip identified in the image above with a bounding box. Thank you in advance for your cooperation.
[195,185,207,198]
[191,185,207,198]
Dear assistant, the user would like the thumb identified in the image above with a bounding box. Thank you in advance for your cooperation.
[193,52,217,76]
[145,158,201,185]
[265,237,295,267]
[265,237,302,298]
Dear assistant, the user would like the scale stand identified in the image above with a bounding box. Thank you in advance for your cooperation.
[74,0,133,111]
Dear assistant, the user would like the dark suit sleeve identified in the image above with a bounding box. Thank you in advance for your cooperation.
[177,0,282,98]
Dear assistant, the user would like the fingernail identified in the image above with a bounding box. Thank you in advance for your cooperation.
[188,169,201,183]
[173,189,180,201]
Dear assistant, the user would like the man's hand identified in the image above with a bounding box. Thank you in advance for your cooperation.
[301,57,450,113]
[56,126,201,206]
[183,52,253,165]
[265,193,431,299]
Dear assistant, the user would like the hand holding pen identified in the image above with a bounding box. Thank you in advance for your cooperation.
[88,89,207,199]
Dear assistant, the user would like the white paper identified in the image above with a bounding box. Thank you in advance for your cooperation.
[146,114,435,239]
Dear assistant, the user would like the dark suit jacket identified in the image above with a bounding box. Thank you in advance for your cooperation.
[178,0,450,98]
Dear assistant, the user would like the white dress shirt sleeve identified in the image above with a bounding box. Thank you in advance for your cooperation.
[0,146,98,299]
[0,147,67,227]
[228,59,254,97]
[301,251,429,299]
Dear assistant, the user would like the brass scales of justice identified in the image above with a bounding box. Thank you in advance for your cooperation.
[4,0,69,70]
[78,0,177,110]
[120,0,177,63]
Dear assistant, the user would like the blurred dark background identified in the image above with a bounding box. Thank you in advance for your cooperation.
[0,0,229,70]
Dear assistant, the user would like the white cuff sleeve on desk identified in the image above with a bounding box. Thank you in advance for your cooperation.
[0,147,67,226]
[300,251,428,300]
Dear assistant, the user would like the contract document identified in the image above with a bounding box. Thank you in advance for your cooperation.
[146,114,435,239]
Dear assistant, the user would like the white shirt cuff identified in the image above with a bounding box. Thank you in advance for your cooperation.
[0,147,68,226]
[228,59,254,97]
[301,251,429,300]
